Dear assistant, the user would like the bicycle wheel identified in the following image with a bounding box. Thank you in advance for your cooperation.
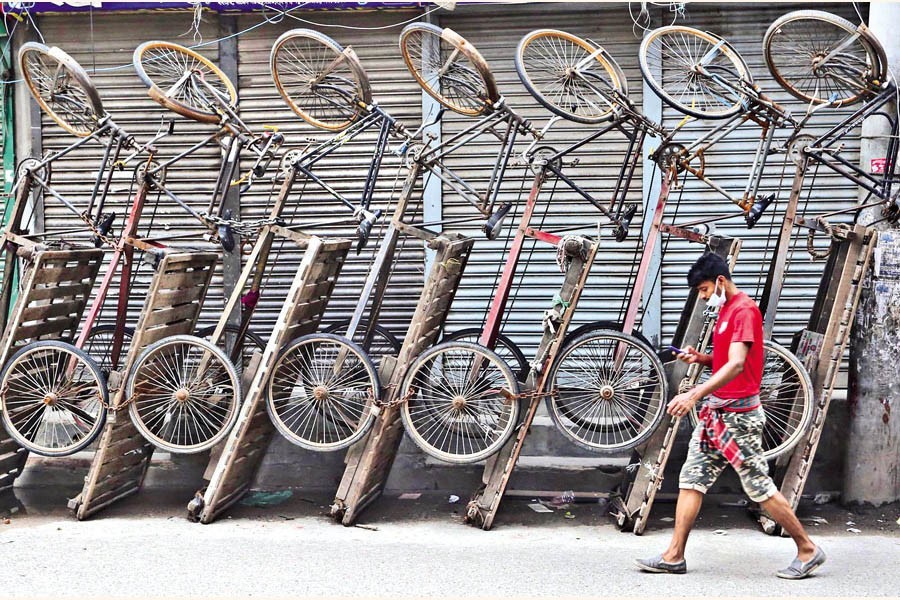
[688,340,813,460]
[764,10,886,106]
[133,41,237,124]
[545,329,666,454]
[516,29,626,124]
[399,23,499,117]
[321,319,400,370]
[19,42,104,137]
[266,333,379,451]
[196,324,266,378]
[270,28,372,131]
[84,325,135,378]
[0,341,107,457]
[442,327,529,383]
[126,335,240,454]
[400,341,520,464]
[639,26,751,119]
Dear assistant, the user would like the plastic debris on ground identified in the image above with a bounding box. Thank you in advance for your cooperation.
[448,495,459,504]
[713,529,728,535]
[548,490,575,509]
[802,516,828,525]
[847,527,862,534]
[238,490,293,508]
[813,491,839,505]
[528,503,553,513]
[398,493,421,500]
[659,517,674,523]
[564,511,575,520]
[718,499,749,508]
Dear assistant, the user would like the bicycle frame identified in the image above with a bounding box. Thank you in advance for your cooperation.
[342,98,539,352]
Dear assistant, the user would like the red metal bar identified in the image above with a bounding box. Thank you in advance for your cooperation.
[622,174,672,335]
[478,172,545,349]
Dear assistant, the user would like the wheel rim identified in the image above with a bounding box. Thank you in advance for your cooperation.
[268,337,377,450]
[641,26,748,119]
[136,42,237,120]
[271,31,369,131]
[1,344,105,455]
[20,45,102,137]
[128,338,238,452]
[765,16,879,106]
[518,30,622,123]
[401,25,493,116]
[549,333,665,452]
[402,343,518,463]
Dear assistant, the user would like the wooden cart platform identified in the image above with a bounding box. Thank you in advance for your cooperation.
[191,236,352,523]
[0,247,105,492]
[330,234,474,526]
[70,250,219,519]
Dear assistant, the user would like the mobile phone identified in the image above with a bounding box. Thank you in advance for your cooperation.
[667,345,686,355]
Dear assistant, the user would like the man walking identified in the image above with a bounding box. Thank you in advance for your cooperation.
[636,253,825,579]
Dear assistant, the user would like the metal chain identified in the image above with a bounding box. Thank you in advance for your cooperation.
[200,212,286,236]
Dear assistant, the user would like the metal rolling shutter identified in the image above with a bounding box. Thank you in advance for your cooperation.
[33,10,229,331]
[654,3,865,394]
[439,3,647,357]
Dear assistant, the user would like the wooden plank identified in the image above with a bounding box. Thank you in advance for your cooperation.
[141,303,204,329]
[149,285,207,308]
[20,298,88,323]
[12,316,79,341]
[154,267,216,291]
[31,263,100,284]
[23,281,94,302]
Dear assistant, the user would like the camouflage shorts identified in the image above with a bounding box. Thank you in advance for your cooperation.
[679,406,778,503]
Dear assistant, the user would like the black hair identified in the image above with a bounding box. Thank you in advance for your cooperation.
[687,252,732,288]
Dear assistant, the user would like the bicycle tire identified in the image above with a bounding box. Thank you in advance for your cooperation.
[126,335,240,454]
[516,29,626,124]
[322,319,400,368]
[133,41,237,124]
[400,341,520,464]
[266,333,380,452]
[764,10,886,106]
[442,328,529,383]
[688,340,814,460]
[399,22,499,117]
[18,42,104,137]
[0,340,108,456]
[84,324,135,377]
[196,323,266,376]
[270,28,372,131]
[545,329,667,454]
[640,25,751,120]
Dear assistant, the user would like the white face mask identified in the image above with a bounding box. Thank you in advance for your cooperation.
[706,278,726,309]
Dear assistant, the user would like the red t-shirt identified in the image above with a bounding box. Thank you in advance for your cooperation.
[711,291,764,402]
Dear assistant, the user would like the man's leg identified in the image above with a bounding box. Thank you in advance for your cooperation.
[760,492,816,561]
[662,489,704,563]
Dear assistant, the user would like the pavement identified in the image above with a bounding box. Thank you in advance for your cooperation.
[0,486,898,599]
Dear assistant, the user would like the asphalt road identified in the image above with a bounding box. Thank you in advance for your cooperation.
[1,489,898,599]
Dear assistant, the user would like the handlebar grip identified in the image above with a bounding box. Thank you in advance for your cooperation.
[483,203,512,240]
[218,209,236,253]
